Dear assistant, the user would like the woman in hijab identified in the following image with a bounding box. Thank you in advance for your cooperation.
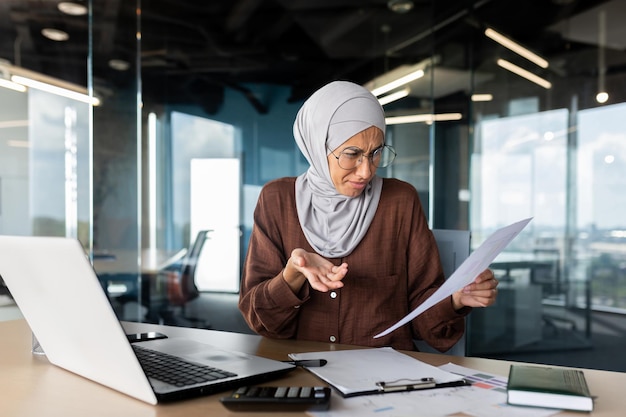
[238,81,498,351]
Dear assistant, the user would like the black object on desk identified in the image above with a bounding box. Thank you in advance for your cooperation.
[220,386,331,412]
[126,332,168,343]
[282,359,327,367]
[374,377,471,394]
[376,377,436,392]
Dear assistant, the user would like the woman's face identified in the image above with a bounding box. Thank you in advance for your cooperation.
[327,126,384,197]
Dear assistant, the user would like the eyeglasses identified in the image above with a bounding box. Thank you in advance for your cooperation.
[329,145,396,170]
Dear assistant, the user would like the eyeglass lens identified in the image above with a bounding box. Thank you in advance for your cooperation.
[338,146,396,169]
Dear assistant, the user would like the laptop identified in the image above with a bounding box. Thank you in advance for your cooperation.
[0,235,294,404]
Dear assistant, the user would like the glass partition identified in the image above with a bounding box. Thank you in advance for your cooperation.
[90,0,142,321]
[170,112,241,292]
[578,102,626,312]
[0,65,91,244]
[0,44,94,331]
[463,1,626,359]
[0,1,142,322]
[5,0,626,371]
[0,88,29,235]
[467,108,575,354]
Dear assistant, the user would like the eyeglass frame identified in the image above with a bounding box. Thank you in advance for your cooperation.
[328,144,397,170]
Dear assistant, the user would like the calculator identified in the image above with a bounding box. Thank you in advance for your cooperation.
[219,385,331,412]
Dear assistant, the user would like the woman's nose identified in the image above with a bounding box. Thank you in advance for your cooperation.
[355,155,374,177]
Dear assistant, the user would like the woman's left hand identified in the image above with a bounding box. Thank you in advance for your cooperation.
[452,269,499,310]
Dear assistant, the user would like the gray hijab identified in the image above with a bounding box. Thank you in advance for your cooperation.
[293,81,386,258]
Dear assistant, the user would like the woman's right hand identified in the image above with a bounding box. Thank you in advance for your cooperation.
[282,248,348,293]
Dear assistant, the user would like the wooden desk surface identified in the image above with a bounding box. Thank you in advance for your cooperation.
[1,319,623,416]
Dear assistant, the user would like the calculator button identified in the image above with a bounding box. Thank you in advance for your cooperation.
[259,387,272,397]
[274,386,287,398]
[300,387,312,397]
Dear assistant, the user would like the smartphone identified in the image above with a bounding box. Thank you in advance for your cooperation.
[126,332,168,343]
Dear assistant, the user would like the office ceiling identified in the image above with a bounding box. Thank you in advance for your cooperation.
[0,0,622,113]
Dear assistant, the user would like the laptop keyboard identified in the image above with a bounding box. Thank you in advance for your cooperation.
[132,344,238,387]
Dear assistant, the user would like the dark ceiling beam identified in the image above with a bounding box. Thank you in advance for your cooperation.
[225,0,264,33]
[140,10,264,58]
[386,0,494,56]
[319,8,374,49]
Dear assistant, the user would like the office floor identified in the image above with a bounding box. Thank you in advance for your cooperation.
[3,291,624,373]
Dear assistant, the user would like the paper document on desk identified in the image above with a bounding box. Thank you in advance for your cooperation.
[374,217,533,339]
[307,362,556,417]
[289,347,466,397]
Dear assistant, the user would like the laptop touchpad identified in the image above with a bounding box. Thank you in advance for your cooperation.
[140,337,250,362]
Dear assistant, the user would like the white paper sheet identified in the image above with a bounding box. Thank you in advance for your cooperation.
[289,347,463,397]
[374,217,533,339]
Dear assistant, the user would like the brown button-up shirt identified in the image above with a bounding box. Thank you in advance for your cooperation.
[239,177,469,351]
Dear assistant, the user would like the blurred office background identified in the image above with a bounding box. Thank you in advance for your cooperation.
[1,0,626,372]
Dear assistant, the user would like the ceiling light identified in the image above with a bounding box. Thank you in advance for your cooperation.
[365,64,427,97]
[58,2,88,16]
[0,78,27,92]
[388,0,414,14]
[485,28,548,69]
[108,59,130,71]
[41,28,69,42]
[378,88,410,106]
[385,113,463,125]
[11,75,100,105]
[365,56,437,98]
[471,93,493,102]
[371,68,423,97]
[596,92,609,103]
[1,62,100,105]
[496,59,552,89]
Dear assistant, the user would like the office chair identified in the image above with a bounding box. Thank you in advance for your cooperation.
[161,230,211,328]
[414,228,471,356]
[531,248,576,332]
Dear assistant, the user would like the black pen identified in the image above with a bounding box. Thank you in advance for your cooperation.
[282,359,328,367]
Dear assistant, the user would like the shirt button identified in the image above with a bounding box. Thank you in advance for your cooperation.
[330,291,337,299]
[329,336,336,342]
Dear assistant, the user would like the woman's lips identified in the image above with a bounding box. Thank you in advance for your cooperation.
[350,181,367,190]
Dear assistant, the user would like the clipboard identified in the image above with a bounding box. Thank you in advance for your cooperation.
[374,377,471,394]
[288,347,471,398]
